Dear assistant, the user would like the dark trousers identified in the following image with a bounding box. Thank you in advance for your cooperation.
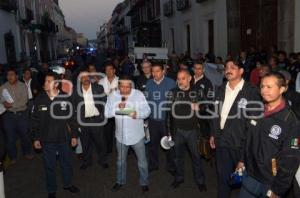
[2,111,32,160]
[80,118,107,166]
[104,118,115,153]
[216,146,239,198]
[174,128,205,185]
[148,119,175,171]
[0,120,5,163]
[43,143,73,193]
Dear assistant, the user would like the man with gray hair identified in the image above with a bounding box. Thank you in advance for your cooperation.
[166,70,207,192]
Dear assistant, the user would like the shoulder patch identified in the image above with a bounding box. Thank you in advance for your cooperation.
[268,125,282,140]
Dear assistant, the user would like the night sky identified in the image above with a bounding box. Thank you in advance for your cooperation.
[60,0,121,39]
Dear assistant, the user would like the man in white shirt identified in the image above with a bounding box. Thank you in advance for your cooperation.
[21,68,41,114]
[73,70,108,170]
[98,63,119,95]
[105,75,151,193]
[99,63,119,154]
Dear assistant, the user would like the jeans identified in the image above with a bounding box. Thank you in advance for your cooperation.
[174,128,205,185]
[239,174,269,198]
[43,143,74,193]
[2,111,32,160]
[116,139,148,186]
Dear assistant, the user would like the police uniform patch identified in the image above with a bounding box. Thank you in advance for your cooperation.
[268,125,282,140]
[238,98,248,108]
[60,101,67,111]
[38,105,47,111]
[291,138,299,149]
[250,119,257,126]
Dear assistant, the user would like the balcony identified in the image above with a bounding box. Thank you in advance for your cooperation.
[163,0,173,17]
[131,13,141,29]
[0,0,17,12]
[41,18,57,34]
[115,25,130,35]
[26,8,34,22]
[176,0,190,11]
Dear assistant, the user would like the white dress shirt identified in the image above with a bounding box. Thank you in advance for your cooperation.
[105,89,151,145]
[82,84,100,118]
[220,79,245,129]
[98,76,119,95]
[24,78,33,100]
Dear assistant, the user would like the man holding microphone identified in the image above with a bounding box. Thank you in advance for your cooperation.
[105,75,151,193]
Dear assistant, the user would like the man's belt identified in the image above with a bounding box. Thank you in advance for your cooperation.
[7,110,27,115]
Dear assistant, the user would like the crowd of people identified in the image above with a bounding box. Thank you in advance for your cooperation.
[0,46,299,198]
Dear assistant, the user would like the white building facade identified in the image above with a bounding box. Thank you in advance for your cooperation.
[160,0,228,59]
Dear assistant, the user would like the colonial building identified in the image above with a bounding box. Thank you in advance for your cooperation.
[161,0,228,59]
[0,0,75,66]
[161,0,300,59]
[97,23,108,52]
[0,0,21,65]
[98,0,162,56]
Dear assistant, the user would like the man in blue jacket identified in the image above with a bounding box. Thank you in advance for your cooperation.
[145,63,176,174]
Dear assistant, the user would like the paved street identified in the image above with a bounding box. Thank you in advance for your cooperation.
[4,148,239,198]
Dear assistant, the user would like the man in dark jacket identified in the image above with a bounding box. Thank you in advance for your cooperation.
[72,70,108,170]
[32,72,79,198]
[210,60,262,198]
[240,72,300,198]
[191,61,214,137]
[191,61,214,100]
[166,70,207,192]
[135,61,152,92]
[278,70,300,120]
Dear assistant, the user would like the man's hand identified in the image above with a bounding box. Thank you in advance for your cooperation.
[209,136,216,149]
[269,191,280,198]
[34,140,42,150]
[235,161,245,171]
[129,111,137,119]
[191,103,200,111]
[3,101,13,109]
[119,102,126,110]
[71,138,77,147]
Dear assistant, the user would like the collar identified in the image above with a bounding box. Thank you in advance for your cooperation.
[23,78,32,84]
[82,84,91,93]
[264,100,286,117]
[48,90,60,100]
[194,75,204,83]
[154,76,165,85]
[106,76,117,83]
[226,79,245,91]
